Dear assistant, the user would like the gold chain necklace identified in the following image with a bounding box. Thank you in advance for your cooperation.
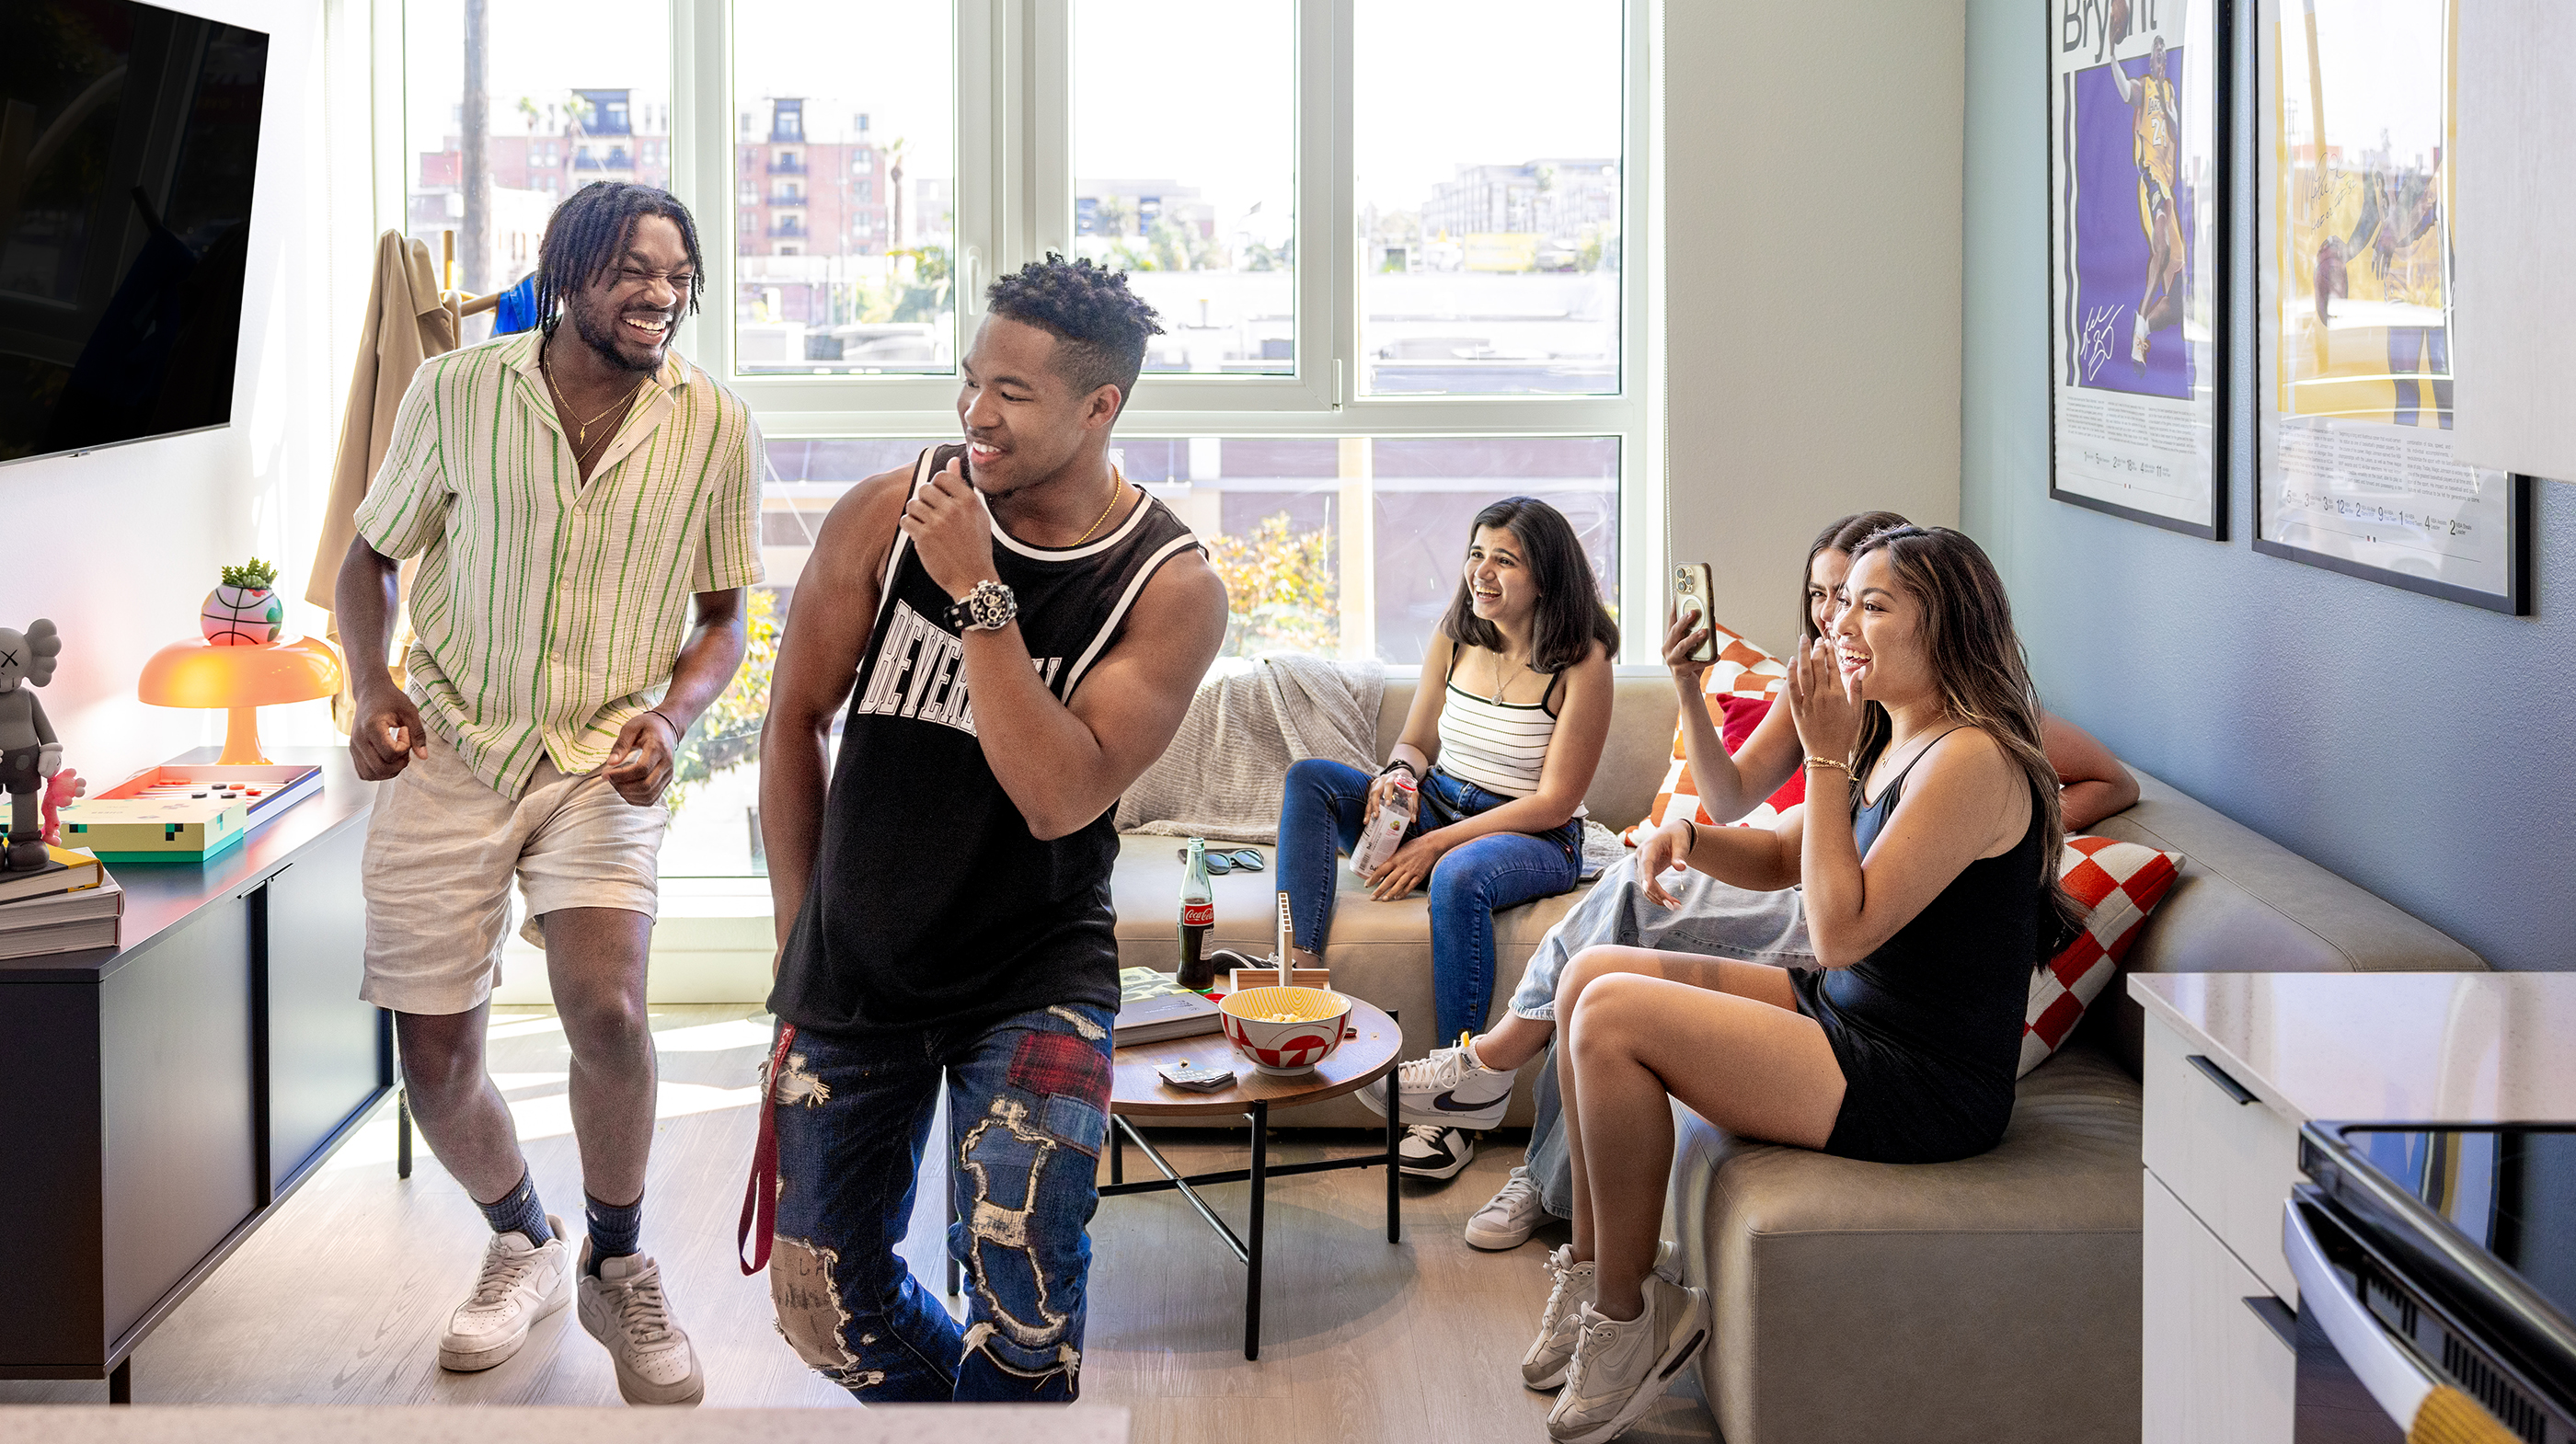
[1072,466,1126,545]
[543,356,648,450]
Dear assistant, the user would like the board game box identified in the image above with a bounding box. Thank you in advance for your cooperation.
[58,764,324,863]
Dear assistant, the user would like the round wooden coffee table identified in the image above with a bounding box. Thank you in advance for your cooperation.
[1103,994,1404,1360]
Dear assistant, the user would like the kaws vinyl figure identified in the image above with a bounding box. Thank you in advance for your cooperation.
[0,620,64,871]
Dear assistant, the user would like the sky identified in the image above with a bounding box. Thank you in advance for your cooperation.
[401,0,1624,220]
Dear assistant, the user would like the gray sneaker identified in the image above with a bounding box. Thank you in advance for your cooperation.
[437,1215,570,1372]
[1523,1240,1676,1390]
[1466,1164,1550,1251]
[1522,1243,1594,1391]
[1546,1272,1710,1444]
[577,1243,705,1405]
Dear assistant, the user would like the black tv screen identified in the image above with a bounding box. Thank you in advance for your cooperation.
[0,0,269,464]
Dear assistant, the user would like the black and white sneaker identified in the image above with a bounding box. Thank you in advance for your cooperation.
[1397,1123,1474,1180]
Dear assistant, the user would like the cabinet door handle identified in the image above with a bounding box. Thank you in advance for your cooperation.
[2186,1053,2258,1106]
[2242,1294,2297,1350]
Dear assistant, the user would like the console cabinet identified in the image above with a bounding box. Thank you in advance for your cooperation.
[0,751,384,1394]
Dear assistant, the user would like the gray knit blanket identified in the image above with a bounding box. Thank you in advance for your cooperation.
[1115,654,1385,843]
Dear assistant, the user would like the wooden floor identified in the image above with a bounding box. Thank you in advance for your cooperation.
[1,1005,1718,1442]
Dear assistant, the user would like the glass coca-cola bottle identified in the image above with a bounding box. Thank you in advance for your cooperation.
[1178,836,1216,991]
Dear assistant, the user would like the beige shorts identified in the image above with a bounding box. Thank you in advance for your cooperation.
[359,733,667,1015]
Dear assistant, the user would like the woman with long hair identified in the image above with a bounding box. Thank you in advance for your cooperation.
[1274,497,1617,1181]
[1377,511,2133,1234]
[1526,526,2085,1444]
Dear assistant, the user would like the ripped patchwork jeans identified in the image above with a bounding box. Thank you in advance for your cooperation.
[766,1000,1114,1402]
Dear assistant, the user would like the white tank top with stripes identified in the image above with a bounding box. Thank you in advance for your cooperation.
[1434,654,1584,818]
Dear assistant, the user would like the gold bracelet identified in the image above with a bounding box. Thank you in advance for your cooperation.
[1804,756,1853,776]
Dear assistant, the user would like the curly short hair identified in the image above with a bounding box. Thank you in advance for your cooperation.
[983,254,1164,416]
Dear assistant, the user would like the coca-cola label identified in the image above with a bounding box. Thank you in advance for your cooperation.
[1182,902,1214,927]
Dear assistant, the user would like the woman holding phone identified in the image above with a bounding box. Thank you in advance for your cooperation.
[1272,496,1617,1180]
[1374,511,2133,1240]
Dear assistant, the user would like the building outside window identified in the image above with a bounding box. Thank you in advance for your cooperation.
[392,0,1651,880]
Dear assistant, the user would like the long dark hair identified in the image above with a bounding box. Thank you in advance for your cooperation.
[1843,525,2085,942]
[1438,498,1620,674]
[1800,510,1914,643]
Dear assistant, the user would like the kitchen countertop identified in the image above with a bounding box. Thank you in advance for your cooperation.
[2128,971,2576,1124]
[0,1405,1129,1443]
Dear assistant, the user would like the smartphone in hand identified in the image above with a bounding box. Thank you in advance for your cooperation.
[1672,562,1717,663]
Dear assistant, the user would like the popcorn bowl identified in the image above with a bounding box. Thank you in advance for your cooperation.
[1216,986,1353,1076]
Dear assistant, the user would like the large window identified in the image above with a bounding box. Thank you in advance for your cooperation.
[385,0,1655,877]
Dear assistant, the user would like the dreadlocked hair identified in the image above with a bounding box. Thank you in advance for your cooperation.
[1843,525,2088,952]
[535,182,704,337]
[983,254,1164,417]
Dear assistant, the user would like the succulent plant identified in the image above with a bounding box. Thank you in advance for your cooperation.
[219,558,279,591]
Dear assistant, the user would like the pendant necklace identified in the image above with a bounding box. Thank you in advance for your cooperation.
[544,355,648,450]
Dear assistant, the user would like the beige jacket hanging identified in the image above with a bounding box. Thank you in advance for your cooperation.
[305,230,460,610]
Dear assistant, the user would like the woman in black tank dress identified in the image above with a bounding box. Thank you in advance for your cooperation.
[1526,527,2087,1444]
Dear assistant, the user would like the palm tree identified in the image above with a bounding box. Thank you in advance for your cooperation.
[884,136,908,251]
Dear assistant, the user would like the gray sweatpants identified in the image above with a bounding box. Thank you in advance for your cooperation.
[1517,850,1811,1219]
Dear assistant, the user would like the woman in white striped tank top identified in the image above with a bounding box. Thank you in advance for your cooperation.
[1274,498,1618,1180]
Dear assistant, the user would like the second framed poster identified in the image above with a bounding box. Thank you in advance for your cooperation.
[2255,0,2530,613]
[2050,0,2231,537]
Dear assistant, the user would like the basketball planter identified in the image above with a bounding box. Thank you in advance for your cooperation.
[201,558,284,647]
[1217,986,1353,1076]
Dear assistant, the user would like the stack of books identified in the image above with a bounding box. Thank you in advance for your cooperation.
[1113,966,1223,1047]
[0,847,121,960]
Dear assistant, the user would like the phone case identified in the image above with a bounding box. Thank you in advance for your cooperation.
[1673,564,1718,663]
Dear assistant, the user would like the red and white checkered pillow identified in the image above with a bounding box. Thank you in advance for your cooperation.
[2018,835,2183,1076]
[1620,618,1795,845]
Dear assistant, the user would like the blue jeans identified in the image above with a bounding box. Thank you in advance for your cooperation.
[1277,758,1581,1042]
[765,1000,1114,1402]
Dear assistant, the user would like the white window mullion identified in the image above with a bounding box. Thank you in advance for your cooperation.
[1621,0,1662,663]
[673,0,730,378]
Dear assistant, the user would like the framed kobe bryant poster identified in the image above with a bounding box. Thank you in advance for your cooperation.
[2049,0,2232,538]
[2255,0,2531,613]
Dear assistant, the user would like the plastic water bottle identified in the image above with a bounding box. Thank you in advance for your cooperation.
[1350,774,1418,877]
[1178,837,1216,991]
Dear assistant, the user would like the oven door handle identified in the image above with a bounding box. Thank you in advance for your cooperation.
[2284,1198,2437,1429]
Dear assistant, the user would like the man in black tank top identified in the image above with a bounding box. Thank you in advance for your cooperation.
[754,258,1226,1402]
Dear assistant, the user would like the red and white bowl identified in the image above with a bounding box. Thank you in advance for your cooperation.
[1217,986,1352,1076]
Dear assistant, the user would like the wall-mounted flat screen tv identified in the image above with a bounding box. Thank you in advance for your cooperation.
[0,1,269,466]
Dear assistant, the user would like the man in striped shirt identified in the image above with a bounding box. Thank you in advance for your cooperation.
[335,183,761,1405]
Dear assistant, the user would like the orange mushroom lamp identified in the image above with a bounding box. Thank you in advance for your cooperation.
[138,635,343,766]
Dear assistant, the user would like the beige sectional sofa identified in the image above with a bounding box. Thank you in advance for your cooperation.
[1110,669,2490,1444]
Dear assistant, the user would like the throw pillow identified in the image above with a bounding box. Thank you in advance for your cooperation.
[2019,835,2184,1077]
[1621,618,1791,845]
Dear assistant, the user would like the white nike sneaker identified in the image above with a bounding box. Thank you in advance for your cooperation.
[438,1215,571,1371]
[1357,1037,1517,1129]
[577,1243,705,1405]
[1523,1240,1678,1392]
[1466,1164,1553,1251]
[1547,1272,1711,1444]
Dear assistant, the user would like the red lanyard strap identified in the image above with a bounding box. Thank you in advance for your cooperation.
[737,1022,797,1276]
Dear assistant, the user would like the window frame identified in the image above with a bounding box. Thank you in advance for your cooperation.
[379,0,1663,660]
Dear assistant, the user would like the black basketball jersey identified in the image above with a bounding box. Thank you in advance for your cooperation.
[767,444,1203,1035]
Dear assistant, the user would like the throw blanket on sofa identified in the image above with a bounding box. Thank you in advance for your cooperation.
[1115,654,1385,843]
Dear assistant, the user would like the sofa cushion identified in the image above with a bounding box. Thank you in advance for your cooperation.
[1670,1040,2144,1444]
[2080,766,2486,1073]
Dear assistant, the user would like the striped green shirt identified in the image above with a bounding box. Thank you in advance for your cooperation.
[354,330,765,800]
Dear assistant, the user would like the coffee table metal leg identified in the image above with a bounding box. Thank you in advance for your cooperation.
[1245,1099,1268,1360]
[1110,1115,1123,1186]
[1386,1083,1401,1242]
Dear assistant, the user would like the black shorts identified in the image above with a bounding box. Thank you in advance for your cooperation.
[1791,968,2014,1165]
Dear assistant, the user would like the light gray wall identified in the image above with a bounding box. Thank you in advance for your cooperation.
[1664,2,1965,658]
[1961,0,2575,971]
